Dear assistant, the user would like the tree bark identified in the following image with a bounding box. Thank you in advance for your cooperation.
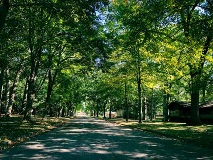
[163,90,168,122]
[21,79,28,113]
[103,101,106,119]
[0,0,9,31]
[1,68,10,115]
[24,48,42,120]
[189,73,201,125]
[0,68,5,114]
[7,67,22,116]
[150,88,154,121]
[23,9,43,120]
[189,36,211,125]
[45,69,58,117]
[124,82,129,122]
[109,99,112,119]
[143,97,148,120]
[137,63,142,123]
[180,3,212,125]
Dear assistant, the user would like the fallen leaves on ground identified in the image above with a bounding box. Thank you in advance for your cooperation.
[0,115,71,151]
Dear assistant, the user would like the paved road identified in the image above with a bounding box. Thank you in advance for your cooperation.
[0,116,212,160]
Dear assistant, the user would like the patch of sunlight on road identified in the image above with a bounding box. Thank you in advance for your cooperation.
[139,141,162,147]
[25,143,45,150]
[67,129,89,132]
[92,129,126,136]
[92,149,110,154]
[53,149,70,153]
[41,148,73,153]
[51,138,73,142]
[90,144,109,149]
[131,152,148,158]
[30,154,59,160]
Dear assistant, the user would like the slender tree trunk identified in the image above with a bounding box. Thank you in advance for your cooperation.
[109,99,112,119]
[24,77,35,120]
[124,82,129,122]
[2,68,10,115]
[142,96,145,120]
[45,52,58,116]
[24,48,41,120]
[93,110,96,117]
[137,66,142,123]
[103,101,106,119]
[7,67,22,116]
[0,68,5,114]
[23,7,44,120]
[201,77,207,103]
[150,88,154,121]
[202,84,206,103]
[0,0,9,31]
[144,97,148,120]
[136,44,142,123]
[96,110,99,117]
[45,69,56,117]
[163,90,168,122]
[96,99,99,117]
[21,79,28,112]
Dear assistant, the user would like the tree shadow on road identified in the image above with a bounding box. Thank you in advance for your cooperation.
[0,116,213,160]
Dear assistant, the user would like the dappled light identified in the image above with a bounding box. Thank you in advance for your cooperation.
[1,117,213,160]
[0,0,213,159]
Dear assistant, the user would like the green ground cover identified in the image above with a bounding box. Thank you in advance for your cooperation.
[105,118,213,149]
[0,115,71,151]
[1,115,212,151]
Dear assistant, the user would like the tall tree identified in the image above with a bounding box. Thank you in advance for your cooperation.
[166,0,213,125]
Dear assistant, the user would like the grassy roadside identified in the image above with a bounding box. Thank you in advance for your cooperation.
[105,118,213,149]
[0,115,72,151]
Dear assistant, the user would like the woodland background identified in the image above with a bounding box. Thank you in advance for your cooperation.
[0,0,212,125]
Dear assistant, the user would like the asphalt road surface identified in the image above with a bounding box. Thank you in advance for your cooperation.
[0,115,213,160]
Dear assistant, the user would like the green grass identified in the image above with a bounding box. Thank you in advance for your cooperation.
[0,115,71,151]
[105,118,213,149]
[1,115,212,151]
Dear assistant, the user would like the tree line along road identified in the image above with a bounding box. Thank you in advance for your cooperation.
[0,115,213,160]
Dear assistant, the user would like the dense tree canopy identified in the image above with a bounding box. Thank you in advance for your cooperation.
[0,0,212,125]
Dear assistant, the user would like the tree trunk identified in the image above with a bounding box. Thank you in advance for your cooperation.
[136,44,142,123]
[103,101,106,119]
[109,102,112,119]
[124,82,129,122]
[23,9,43,120]
[1,68,10,115]
[201,81,207,103]
[163,91,168,122]
[0,0,9,31]
[45,52,58,116]
[23,49,41,120]
[96,99,99,117]
[45,69,53,116]
[189,73,201,125]
[143,97,148,120]
[0,68,5,114]
[150,88,154,121]
[24,77,35,120]
[96,110,99,117]
[137,66,142,123]
[7,67,22,116]
[21,79,28,113]
[189,35,211,125]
